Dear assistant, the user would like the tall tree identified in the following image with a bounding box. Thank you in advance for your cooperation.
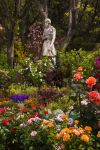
[0,0,39,67]
[63,0,80,50]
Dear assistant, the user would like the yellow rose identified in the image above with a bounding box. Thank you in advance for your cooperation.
[74,120,79,124]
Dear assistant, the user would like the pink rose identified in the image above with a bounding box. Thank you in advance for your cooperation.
[27,119,33,125]
[73,129,80,136]
[31,131,37,137]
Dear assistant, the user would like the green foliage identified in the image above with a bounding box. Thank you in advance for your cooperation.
[85,4,95,14]
[0,52,11,92]
[47,95,73,112]
[0,52,9,69]
[14,56,53,86]
[58,49,100,79]
[0,69,10,88]
[8,83,38,96]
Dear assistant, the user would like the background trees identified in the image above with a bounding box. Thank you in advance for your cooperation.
[0,0,100,67]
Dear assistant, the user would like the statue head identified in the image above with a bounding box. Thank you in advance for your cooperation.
[44,18,51,28]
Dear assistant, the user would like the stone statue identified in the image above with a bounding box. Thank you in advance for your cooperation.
[42,18,56,65]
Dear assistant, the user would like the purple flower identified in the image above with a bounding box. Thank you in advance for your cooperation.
[68,118,74,126]
[10,94,29,103]
[96,56,100,66]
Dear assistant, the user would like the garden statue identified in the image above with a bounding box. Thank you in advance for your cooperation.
[42,18,56,66]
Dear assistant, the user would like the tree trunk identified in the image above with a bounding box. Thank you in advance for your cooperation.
[63,0,79,50]
[40,0,48,19]
[7,0,20,67]
[7,30,15,67]
[44,0,48,18]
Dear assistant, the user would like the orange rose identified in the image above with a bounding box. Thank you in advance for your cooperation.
[63,133,70,142]
[60,114,68,120]
[77,66,83,71]
[97,131,100,138]
[77,127,84,134]
[42,120,49,125]
[47,122,54,128]
[56,133,61,139]
[69,127,75,131]
[84,126,92,133]
[74,73,83,80]
[60,128,72,135]
[86,77,96,88]
[81,134,89,142]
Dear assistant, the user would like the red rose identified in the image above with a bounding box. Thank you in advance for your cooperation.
[40,104,45,108]
[2,119,9,126]
[29,115,34,119]
[0,108,5,114]
[11,127,17,134]
[30,105,37,109]
[34,112,39,117]
[74,73,83,80]
[88,91,99,100]
[88,91,100,105]
[23,108,28,113]
[86,77,96,88]
[95,95,100,105]
[44,110,48,115]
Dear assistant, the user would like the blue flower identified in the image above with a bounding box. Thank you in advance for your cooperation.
[68,118,74,126]
[10,94,29,103]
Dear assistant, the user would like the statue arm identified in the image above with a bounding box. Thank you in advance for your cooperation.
[42,31,46,40]
[50,28,56,47]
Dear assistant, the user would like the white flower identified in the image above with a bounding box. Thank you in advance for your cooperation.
[16,114,24,120]
[81,99,88,105]
[56,115,63,122]
[19,123,26,128]
[44,63,47,66]
[31,131,37,137]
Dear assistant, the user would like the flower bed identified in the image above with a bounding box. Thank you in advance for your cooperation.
[0,96,100,150]
[0,55,100,149]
